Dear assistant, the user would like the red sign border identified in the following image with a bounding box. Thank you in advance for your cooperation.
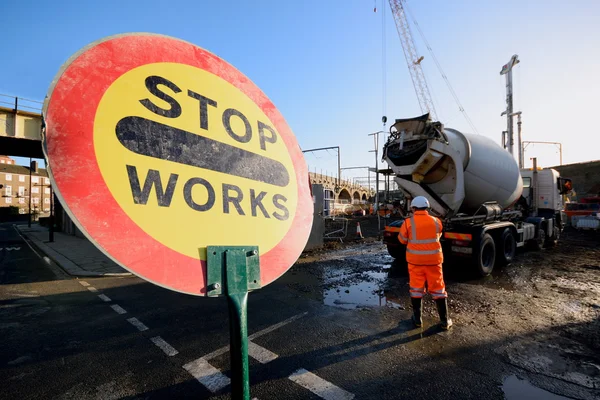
[43,33,313,296]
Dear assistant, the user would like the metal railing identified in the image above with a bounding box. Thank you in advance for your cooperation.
[323,216,348,242]
[0,94,43,114]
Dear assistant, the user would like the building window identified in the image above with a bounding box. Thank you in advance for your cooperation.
[0,160,4,164]
[45,188,51,194]
[32,177,39,184]
[19,175,25,182]
[44,198,50,204]
[18,186,25,196]
[33,198,39,204]
[19,208,25,214]
[5,185,11,196]
[5,174,11,181]
[19,198,25,204]
[44,178,50,184]
[32,187,39,194]
[5,197,11,204]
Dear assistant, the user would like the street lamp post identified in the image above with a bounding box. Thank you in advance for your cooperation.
[369,131,385,235]
[49,185,54,242]
[34,181,54,242]
[28,158,32,227]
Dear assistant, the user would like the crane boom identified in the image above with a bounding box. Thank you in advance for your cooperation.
[388,0,437,120]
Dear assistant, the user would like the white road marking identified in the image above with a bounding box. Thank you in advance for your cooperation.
[87,287,98,293]
[127,317,149,332]
[289,368,355,400]
[150,336,179,356]
[202,344,230,361]
[248,341,278,364]
[203,312,308,361]
[248,312,308,340]
[183,357,230,393]
[185,313,322,395]
[1,247,21,251]
[43,257,52,265]
[98,294,111,302]
[110,304,127,315]
[78,281,90,287]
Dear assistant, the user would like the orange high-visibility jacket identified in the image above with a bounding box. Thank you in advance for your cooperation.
[398,210,443,265]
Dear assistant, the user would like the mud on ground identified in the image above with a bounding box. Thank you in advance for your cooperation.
[288,225,600,398]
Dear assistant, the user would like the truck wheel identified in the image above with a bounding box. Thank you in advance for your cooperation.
[496,228,516,266]
[529,227,545,250]
[544,227,559,248]
[475,233,496,277]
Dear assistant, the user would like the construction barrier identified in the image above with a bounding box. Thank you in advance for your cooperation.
[324,216,348,242]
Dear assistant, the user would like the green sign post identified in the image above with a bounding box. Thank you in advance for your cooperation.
[207,246,260,399]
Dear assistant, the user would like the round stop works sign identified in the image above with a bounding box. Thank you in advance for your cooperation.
[43,33,314,296]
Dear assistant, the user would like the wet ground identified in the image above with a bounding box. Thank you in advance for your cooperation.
[3,219,599,399]
[283,225,600,399]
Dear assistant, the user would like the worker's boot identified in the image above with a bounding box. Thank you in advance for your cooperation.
[435,298,453,330]
[410,297,423,328]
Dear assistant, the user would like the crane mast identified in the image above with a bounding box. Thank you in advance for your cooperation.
[388,0,437,120]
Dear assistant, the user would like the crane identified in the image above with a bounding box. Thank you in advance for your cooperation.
[388,0,437,120]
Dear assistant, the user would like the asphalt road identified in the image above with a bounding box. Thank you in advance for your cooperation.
[1,222,597,399]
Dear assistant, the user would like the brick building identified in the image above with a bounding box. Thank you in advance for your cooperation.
[0,155,52,216]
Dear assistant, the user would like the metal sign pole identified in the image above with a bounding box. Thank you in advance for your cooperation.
[207,246,261,400]
[28,158,32,227]
[228,291,249,399]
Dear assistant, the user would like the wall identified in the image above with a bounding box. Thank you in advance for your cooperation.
[304,184,324,251]
[550,160,600,200]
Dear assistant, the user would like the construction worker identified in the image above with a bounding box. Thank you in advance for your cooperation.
[397,196,452,330]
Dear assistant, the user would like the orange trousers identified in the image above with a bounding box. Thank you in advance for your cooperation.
[408,263,447,299]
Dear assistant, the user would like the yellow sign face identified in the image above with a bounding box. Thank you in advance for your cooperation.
[94,62,297,259]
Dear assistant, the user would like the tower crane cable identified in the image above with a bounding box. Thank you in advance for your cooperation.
[382,0,387,129]
[402,1,480,135]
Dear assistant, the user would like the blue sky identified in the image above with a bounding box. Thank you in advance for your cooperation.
[3,0,599,185]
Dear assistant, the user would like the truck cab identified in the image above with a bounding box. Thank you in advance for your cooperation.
[520,168,569,214]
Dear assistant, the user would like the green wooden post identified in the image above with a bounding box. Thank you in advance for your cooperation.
[207,246,260,400]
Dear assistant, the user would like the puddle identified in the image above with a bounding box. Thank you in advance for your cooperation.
[323,270,403,310]
[502,375,571,399]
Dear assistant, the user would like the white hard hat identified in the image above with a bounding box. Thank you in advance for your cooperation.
[411,196,430,209]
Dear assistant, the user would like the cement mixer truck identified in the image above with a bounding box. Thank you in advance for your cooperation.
[382,114,572,276]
